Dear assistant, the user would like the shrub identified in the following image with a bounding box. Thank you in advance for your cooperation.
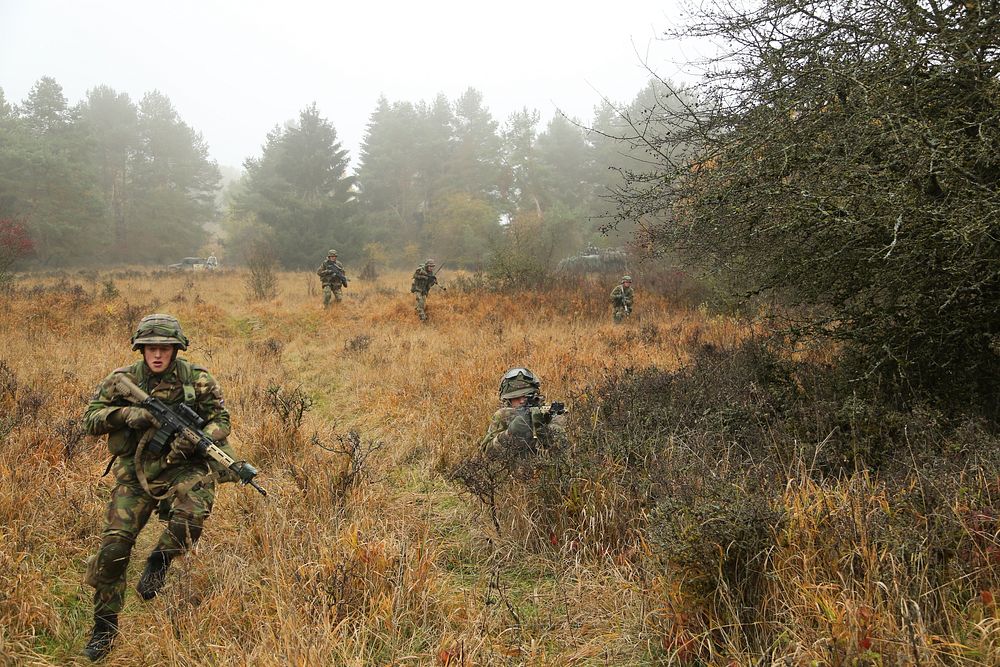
[0,218,34,290]
[244,241,278,301]
[451,338,1000,658]
[266,383,313,433]
[614,0,1000,412]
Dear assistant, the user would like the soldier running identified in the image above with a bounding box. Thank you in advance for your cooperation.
[81,314,246,661]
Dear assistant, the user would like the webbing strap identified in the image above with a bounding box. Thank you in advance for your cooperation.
[134,428,215,503]
[175,359,197,406]
[101,456,117,477]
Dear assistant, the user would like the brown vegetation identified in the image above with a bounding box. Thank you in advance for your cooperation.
[0,269,996,664]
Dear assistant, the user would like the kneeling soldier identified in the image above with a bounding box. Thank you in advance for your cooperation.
[481,367,565,457]
[81,314,241,661]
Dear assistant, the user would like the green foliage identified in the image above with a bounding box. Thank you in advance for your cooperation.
[0,78,106,264]
[235,104,355,268]
[79,85,137,254]
[500,107,543,215]
[485,205,586,289]
[355,96,454,249]
[450,88,502,200]
[485,212,559,289]
[614,0,1000,411]
[535,115,595,211]
[348,85,672,265]
[424,193,499,267]
[124,91,220,262]
[0,78,219,265]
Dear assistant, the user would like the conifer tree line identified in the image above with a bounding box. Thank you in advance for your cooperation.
[226,84,683,269]
[0,76,684,268]
[0,77,219,264]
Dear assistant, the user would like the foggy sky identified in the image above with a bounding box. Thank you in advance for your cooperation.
[0,0,700,170]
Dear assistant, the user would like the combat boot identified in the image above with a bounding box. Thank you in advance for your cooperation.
[136,550,172,601]
[82,614,118,661]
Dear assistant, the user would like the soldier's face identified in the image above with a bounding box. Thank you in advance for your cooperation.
[143,344,175,373]
[328,255,336,260]
[509,396,528,408]
[623,281,632,288]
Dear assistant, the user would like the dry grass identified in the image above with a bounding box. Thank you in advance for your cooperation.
[0,268,996,665]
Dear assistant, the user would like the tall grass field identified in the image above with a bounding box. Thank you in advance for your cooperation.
[0,268,996,665]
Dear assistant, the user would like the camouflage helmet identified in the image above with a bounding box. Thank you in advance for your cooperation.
[622,275,633,283]
[425,258,436,267]
[328,249,338,256]
[499,367,540,401]
[130,314,189,351]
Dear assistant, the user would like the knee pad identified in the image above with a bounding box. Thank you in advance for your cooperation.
[86,537,133,586]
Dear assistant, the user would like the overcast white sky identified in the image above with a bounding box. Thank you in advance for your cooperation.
[1,0,703,170]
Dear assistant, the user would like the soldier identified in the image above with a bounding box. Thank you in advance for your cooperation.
[410,258,439,322]
[81,314,242,661]
[481,368,565,458]
[610,275,634,323]
[317,249,348,307]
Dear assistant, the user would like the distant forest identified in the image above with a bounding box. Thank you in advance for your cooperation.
[0,77,681,268]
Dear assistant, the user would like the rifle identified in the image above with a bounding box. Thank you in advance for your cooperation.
[432,262,447,291]
[522,396,566,427]
[115,376,268,496]
[320,262,349,288]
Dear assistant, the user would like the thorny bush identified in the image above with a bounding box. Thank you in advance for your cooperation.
[612,0,1000,412]
[266,383,313,433]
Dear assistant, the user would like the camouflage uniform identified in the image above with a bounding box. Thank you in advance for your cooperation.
[84,359,234,617]
[410,259,438,322]
[481,368,565,458]
[317,250,348,307]
[610,276,634,323]
[81,314,238,661]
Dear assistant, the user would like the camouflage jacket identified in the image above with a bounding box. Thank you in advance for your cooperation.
[610,285,634,307]
[84,358,235,477]
[481,405,566,457]
[317,259,348,287]
[411,265,437,295]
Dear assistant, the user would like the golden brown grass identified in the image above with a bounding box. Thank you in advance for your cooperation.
[0,268,996,665]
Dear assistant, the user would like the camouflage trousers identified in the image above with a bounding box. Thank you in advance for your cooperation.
[414,292,429,321]
[613,305,632,323]
[85,456,216,617]
[322,283,343,307]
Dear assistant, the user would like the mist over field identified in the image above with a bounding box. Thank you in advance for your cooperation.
[1,0,999,664]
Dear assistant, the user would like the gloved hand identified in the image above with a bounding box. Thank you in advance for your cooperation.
[170,436,199,459]
[507,413,534,442]
[121,407,157,430]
